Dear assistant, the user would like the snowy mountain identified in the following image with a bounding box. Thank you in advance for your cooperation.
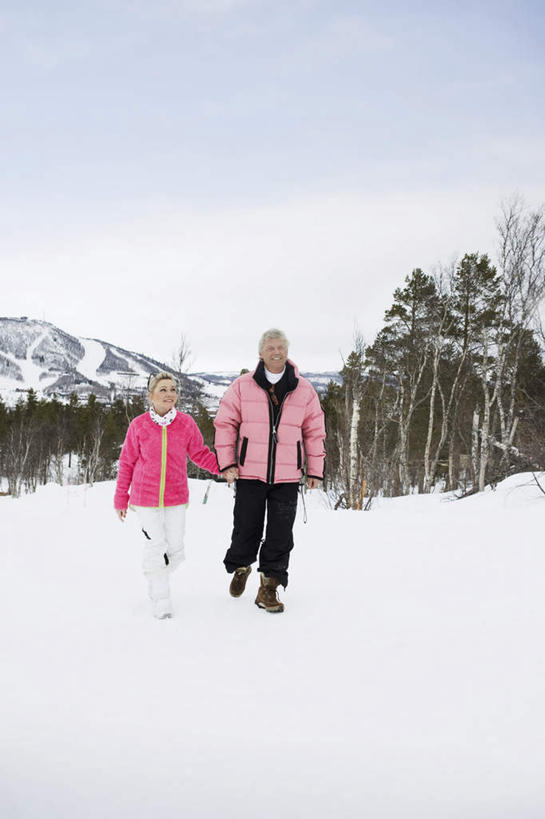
[0,317,341,407]
[192,369,342,405]
[0,316,187,404]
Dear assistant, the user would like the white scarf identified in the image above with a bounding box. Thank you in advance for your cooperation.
[265,366,286,384]
[149,406,177,427]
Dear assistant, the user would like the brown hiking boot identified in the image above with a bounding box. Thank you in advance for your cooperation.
[255,573,284,613]
[229,566,252,597]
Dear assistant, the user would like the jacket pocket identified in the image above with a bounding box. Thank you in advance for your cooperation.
[239,437,248,466]
[297,440,302,470]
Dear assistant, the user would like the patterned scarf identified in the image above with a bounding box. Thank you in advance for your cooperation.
[149,406,177,427]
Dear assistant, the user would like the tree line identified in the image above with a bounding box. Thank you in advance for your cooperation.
[0,390,215,497]
[322,198,545,507]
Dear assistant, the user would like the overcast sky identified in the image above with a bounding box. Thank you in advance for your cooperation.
[1,0,544,372]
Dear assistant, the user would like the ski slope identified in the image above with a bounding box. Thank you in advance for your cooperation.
[1,476,544,818]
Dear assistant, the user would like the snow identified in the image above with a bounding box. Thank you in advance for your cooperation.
[190,373,239,406]
[2,474,545,818]
[196,380,232,400]
[0,329,58,396]
[0,318,177,402]
[77,338,106,382]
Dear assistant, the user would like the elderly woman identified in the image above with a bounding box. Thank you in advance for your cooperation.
[114,371,234,619]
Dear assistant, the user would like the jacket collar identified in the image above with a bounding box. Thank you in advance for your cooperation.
[149,406,177,426]
[253,359,298,392]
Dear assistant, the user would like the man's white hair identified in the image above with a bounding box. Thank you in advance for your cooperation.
[258,328,289,355]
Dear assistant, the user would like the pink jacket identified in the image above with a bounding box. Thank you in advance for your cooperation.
[114,411,220,510]
[214,360,325,483]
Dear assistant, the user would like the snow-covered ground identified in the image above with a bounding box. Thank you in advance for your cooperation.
[76,338,107,383]
[1,475,544,818]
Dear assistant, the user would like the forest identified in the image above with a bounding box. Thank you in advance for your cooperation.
[323,198,545,506]
[0,390,215,498]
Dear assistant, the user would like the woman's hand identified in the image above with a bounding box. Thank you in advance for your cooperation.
[116,509,127,521]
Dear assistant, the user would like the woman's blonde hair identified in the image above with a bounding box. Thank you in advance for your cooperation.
[147,371,177,394]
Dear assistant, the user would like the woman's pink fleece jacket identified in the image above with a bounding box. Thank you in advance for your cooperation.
[114,411,220,510]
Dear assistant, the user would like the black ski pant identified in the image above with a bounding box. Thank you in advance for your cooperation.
[224,479,299,588]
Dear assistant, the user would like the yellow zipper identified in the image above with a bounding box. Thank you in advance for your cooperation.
[159,425,167,507]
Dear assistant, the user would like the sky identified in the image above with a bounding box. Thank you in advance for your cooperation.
[1,0,544,372]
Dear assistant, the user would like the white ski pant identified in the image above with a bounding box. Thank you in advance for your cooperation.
[132,505,187,602]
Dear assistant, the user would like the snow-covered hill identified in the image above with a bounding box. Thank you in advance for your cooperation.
[0,317,340,407]
[0,316,185,404]
[2,474,544,818]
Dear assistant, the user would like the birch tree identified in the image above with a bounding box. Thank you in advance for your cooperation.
[495,198,545,461]
[380,269,435,493]
[447,253,501,489]
[422,265,456,492]
[341,334,366,508]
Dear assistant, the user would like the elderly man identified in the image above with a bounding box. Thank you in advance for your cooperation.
[214,329,326,613]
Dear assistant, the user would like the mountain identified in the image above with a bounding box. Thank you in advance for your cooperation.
[0,316,188,404]
[191,369,342,405]
[0,317,341,407]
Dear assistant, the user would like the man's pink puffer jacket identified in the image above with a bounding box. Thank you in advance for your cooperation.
[214,360,325,483]
[114,411,220,510]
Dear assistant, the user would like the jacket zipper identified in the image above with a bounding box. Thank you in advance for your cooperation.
[267,390,294,484]
[159,425,167,507]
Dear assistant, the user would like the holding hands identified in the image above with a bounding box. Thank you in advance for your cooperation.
[221,468,318,488]
[222,467,239,484]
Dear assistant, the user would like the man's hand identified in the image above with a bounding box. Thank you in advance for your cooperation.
[223,467,239,484]
[116,509,127,521]
[307,477,320,490]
